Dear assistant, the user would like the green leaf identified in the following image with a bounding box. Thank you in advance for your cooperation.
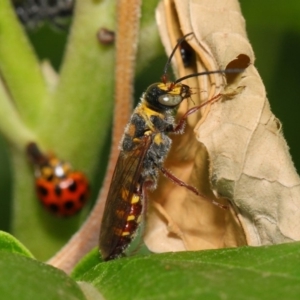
[77,282,105,300]
[0,231,34,258]
[77,242,300,300]
[71,247,102,280]
[0,251,86,300]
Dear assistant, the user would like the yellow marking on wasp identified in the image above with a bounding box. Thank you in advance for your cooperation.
[127,123,136,136]
[144,130,152,136]
[156,82,168,91]
[121,188,129,200]
[157,83,181,95]
[141,105,163,119]
[137,215,142,223]
[131,194,140,204]
[153,133,164,145]
[136,100,165,132]
[122,231,130,236]
[127,215,135,221]
[133,137,141,143]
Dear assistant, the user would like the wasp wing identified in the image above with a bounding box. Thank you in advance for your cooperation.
[99,135,152,260]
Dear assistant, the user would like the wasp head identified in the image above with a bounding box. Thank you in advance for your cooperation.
[144,82,191,112]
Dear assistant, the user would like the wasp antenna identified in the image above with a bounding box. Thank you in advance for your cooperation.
[162,32,194,80]
[174,68,245,84]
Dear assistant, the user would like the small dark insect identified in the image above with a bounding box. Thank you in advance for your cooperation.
[178,39,195,68]
[97,28,115,45]
[99,33,243,261]
[12,0,74,30]
[26,142,89,217]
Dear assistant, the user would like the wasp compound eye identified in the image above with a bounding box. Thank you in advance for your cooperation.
[158,94,182,106]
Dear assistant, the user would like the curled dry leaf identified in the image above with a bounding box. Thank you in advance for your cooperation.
[144,0,300,254]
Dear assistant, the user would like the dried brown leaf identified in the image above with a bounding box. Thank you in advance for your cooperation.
[199,65,300,245]
[145,0,300,254]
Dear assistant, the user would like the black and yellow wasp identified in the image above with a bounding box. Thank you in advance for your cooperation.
[99,33,243,261]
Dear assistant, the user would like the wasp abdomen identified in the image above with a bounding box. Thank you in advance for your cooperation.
[102,191,143,260]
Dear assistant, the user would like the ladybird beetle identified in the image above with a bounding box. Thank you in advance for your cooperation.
[26,142,89,217]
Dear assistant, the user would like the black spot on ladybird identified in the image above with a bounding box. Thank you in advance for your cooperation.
[54,185,62,196]
[79,193,86,203]
[64,201,74,210]
[68,180,77,192]
[37,185,48,196]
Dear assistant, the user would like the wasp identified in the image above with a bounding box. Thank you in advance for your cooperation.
[99,33,243,261]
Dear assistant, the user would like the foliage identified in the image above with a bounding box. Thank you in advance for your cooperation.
[0,0,300,299]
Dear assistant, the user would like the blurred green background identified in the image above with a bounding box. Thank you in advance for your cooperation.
[0,0,299,233]
[240,0,300,178]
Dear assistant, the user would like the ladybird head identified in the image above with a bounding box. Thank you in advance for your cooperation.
[36,157,72,183]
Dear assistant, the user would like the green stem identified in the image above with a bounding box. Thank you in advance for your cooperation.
[11,0,116,260]
[0,78,36,150]
[0,0,47,128]
[35,0,116,173]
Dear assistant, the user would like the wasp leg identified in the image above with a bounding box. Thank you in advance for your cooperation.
[160,167,228,210]
[173,93,221,133]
